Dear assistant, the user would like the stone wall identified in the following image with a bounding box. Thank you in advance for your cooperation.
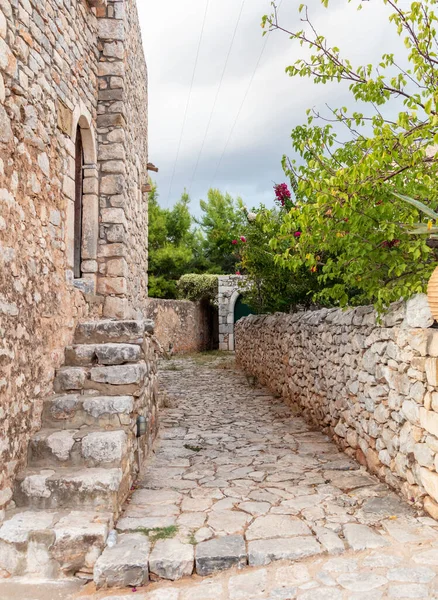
[122,0,148,319]
[0,0,100,519]
[235,295,438,518]
[146,298,213,354]
[95,0,149,320]
[0,0,149,517]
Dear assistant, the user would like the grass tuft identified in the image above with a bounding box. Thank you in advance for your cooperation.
[184,444,203,452]
[188,531,197,546]
[136,525,178,542]
[163,362,183,371]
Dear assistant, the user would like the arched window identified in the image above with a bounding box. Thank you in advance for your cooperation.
[74,125,84,279]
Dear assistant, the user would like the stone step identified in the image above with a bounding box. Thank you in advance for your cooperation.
[93,533,150,588]
[74,320,153,345]
[54,363,148,396]
[27,428,129,468]
[92,534,248,588]
[42,394,135,429]
[0,508,113,579]
[93,529,331,588]
[13,467,127,512]
[65,343,143,367]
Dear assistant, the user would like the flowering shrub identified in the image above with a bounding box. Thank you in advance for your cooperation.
[262,0,438,310]
[238,206,324,313]
[381,239,401,249]
[274,183,294,211]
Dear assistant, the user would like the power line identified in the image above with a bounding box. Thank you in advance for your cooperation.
[167,0,211,204]
[211,37,269,187]
[188,0,246,194]
[211,0,284,188]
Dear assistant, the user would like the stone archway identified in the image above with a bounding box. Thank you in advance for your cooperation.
[218,276,250,351]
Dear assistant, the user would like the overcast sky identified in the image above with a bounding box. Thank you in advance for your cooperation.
[137,0,402,214]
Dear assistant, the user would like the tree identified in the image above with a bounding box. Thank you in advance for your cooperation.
[239,204,323,313]
[148,186,201,298]
[197,189,247,274]
[263,0,438,310]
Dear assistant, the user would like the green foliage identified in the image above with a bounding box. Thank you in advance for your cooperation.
[240,206,322,313]
[393,192,438,235]
[148,186,246,299]
[184,444,203,452]
[197,189,247,274]
[188,531,198,546]
[262,0,438,310]
[136,526,178,542]
[177,274,219,303]
[148,186,202,298]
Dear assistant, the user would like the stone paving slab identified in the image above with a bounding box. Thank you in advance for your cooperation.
[77,548,438,600]
[0,579,82,600]
[83,354,438,597]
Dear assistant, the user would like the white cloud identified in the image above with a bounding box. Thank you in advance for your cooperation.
[137,0,407,213]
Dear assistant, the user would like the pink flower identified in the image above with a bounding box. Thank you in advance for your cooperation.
[274,183,292,207]
[274,183,291,199]
[294,231,301,238]
[236,271,241,275]
[240,236,247,242]
[232,239,238,245]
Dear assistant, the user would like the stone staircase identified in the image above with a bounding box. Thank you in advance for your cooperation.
[0,319,158,581]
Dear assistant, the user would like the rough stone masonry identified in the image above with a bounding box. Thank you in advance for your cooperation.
[0,0,150,521]
[236,294,438,520]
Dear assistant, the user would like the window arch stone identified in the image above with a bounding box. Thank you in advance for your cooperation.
[64,103,99,294]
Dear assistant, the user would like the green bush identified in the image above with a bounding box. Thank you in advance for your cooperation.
[177,274,219,304]
[239,206,323,313]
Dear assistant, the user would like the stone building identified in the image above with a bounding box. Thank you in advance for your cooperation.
[0,0,156,574]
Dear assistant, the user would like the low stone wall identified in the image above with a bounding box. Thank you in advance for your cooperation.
[146,298,214,354]
[235,295,438,518]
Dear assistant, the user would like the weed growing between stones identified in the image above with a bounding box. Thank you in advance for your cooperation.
[214,358,235,371]
[188,531,197,546]
[162,362,183,371]
[159,390,176,409]
[184,444,203,452]
[189,351,232,366]
[136,525,178,542]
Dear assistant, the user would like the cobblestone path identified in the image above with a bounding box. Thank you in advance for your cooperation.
[84,354,438,598]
